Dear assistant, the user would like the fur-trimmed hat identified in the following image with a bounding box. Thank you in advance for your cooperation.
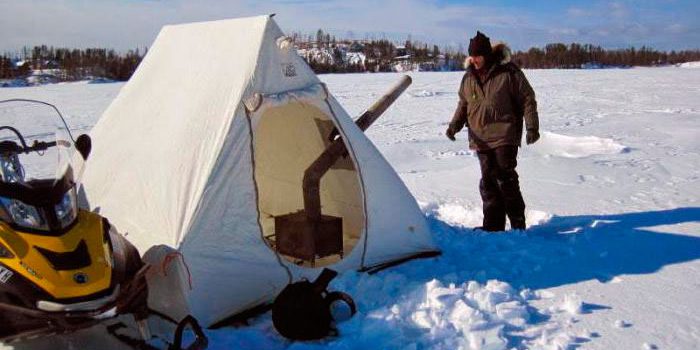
[464,42,512,68]
[468,31,492,57]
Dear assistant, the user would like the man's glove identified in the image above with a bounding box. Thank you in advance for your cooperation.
[526,129,540,145]
[445,126,456,141]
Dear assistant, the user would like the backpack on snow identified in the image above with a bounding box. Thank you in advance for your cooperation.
[271,268,357,340]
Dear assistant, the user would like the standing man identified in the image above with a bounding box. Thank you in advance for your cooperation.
[446,31,540,231]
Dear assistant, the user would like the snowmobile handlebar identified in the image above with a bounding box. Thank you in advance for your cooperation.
[0,124,89,159]
[0,100,91,159]
[0,139,57,155]
[0,125,63,155]
[24,140,58,153]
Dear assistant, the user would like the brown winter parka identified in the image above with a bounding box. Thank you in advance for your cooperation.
[449,43,539,151]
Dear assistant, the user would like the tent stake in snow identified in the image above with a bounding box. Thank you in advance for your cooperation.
[275,76,413,266]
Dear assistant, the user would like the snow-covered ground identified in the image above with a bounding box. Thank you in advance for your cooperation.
[1,67,699,349]
[679,61,700,69]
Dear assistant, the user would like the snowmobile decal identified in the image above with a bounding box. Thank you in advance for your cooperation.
[0,264,12,283]
[19,261,43,280]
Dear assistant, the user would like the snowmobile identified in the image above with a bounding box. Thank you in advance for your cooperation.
[0,99,207,349]
[0,98,148,343]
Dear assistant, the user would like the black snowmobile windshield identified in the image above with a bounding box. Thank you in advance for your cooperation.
[0,99,84,233]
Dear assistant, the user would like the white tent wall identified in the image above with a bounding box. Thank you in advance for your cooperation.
[82,17,269,251]
[178,108,291,326]
[247,17,321,97]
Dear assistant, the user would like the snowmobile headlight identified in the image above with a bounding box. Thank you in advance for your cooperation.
[0,197,48,231]
[54,188,78,228]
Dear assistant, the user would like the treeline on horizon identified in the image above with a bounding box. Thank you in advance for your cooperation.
[1,40,699,81]
[291,29,700,73]
[512,43,700,69]
[0,46,144,81]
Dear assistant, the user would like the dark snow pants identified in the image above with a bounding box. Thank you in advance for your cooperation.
[477,146,526,231]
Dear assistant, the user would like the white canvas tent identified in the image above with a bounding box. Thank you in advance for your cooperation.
[81,15,438,327]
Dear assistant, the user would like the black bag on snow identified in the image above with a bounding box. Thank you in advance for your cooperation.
[272,268,356,340]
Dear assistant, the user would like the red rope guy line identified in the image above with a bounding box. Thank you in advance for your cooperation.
[161,251,193,290]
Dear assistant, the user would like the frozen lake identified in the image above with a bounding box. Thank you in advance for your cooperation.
[1,67,699,349]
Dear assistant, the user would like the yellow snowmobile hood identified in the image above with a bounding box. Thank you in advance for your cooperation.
[0,210,113,299]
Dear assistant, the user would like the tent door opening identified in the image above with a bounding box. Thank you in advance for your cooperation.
[252,101,365,267]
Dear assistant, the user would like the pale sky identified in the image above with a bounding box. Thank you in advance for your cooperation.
[1,0,698,53]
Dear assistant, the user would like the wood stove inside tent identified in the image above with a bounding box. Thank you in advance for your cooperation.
[252,100,365,267]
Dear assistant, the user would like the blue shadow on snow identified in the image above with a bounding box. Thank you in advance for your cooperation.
[422,207,700,291]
